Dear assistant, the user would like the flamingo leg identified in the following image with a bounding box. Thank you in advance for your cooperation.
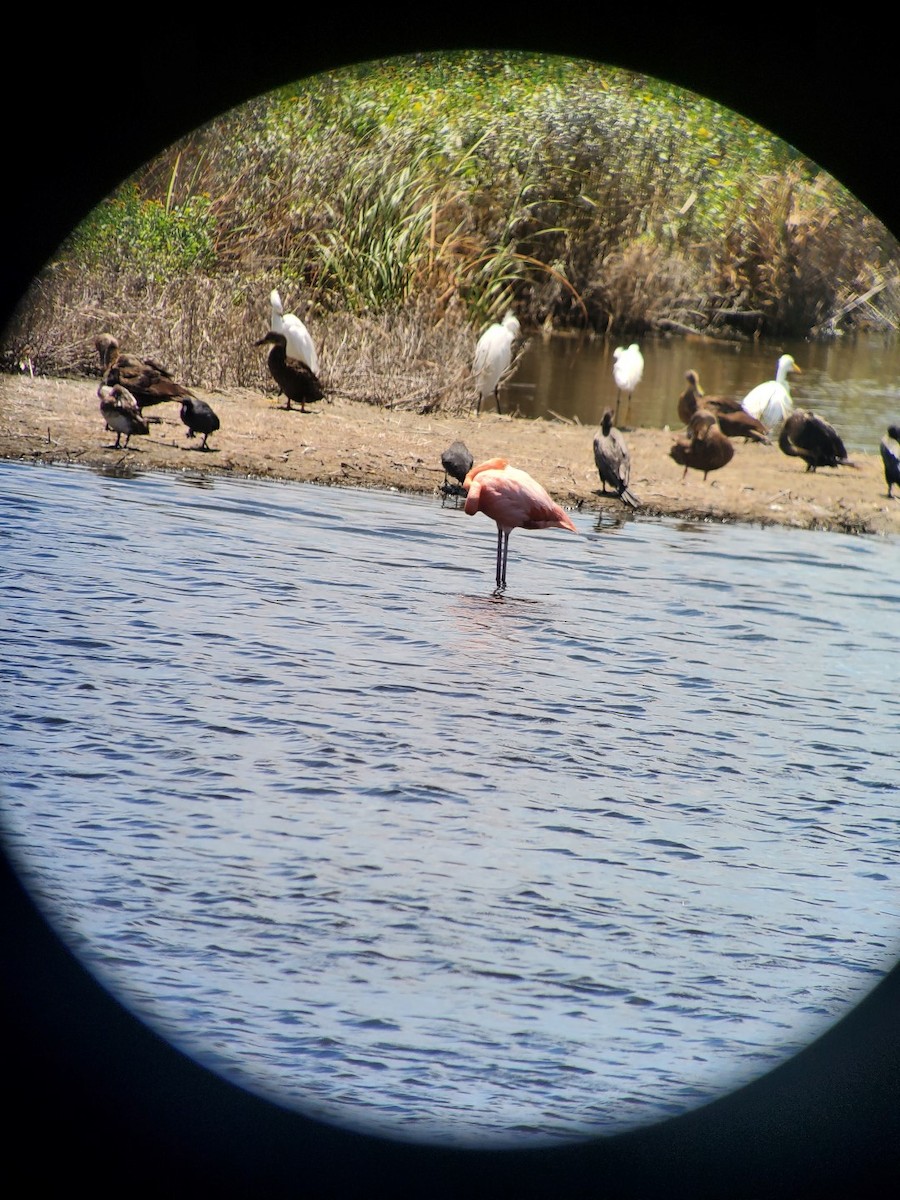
[494,387,502,415]
[494,527,510,592]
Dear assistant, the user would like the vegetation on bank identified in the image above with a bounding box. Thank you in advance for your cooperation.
[4,50,899,406]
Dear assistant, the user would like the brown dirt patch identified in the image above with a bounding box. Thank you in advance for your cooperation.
[2,374,898,538]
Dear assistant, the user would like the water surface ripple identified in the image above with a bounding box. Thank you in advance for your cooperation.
[1,460,898,1147]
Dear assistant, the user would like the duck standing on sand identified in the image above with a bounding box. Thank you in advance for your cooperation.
[778,410,856,472]
[99,384,149,449]
[256,331,325,412]
[96,333,195,413]
[669,411,734,481]
[593,408,640,508]
[678,370,769,443]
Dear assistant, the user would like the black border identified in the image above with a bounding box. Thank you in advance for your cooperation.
[3,20,899,1199]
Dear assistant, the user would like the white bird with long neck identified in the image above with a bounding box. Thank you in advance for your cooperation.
[742,354,800,429]
[269,289,318,375]
[472,312,521,414]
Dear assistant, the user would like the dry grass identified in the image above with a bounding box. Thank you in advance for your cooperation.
[4,269,483,413]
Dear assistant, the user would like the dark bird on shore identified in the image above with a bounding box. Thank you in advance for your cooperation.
[880,424,900,498]
[256,331,325,412]
[99,384,149,449]
[678,370,770,443]
[593,408,640,508]
[440,440,474,507]
[778,410,856,472]
[179,396,220,450]
[669,410,734,481]
[95,333,194,412]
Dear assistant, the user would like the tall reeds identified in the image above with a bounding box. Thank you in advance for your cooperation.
[4,50,898,402]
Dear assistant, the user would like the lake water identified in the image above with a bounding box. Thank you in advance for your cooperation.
[509,332,900,454]
[1,459,898,1148]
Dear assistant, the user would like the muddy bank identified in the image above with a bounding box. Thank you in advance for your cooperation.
[1,374,898,538]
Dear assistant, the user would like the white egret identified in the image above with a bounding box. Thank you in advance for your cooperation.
[269,289,318,375]
[472,312,521,414]
[741,354,799,429]
[612,343,643,426]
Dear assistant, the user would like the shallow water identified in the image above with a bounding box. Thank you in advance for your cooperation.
[1,460,898,1147]
[511,332,900,454]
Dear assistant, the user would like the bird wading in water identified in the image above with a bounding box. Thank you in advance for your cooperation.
[463,458,577,593]
[440,440,474,508]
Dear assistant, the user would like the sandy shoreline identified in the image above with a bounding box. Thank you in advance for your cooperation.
[2,374,898,539]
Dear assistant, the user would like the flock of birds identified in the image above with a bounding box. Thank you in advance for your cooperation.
[94,290,325,451]
[92,301,899,593]
[446,330,900,592]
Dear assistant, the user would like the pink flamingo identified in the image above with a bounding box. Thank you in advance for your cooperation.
[463,457,577,592]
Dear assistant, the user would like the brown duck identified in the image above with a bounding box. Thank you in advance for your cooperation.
[96,333,194,411]
[670,410,734,481]
[99,384,149,448]
[678,370,769,443]
[256,331,325,412]
[778,410,856,472]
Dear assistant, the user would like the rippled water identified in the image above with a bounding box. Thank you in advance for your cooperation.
[1,459,898,1148]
